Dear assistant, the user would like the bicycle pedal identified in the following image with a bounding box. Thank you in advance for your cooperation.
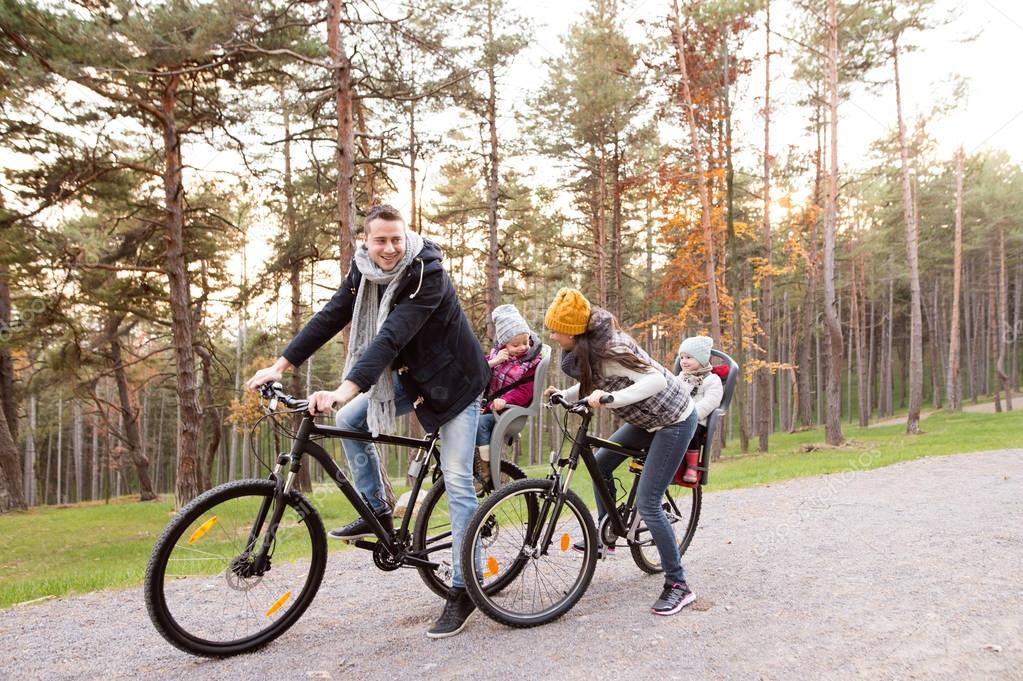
[351,539,377,550]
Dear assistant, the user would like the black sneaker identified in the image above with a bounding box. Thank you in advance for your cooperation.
[426,588,476,639]
[571,541,615,558]
[651,581,695,616]
[327,508,393,541]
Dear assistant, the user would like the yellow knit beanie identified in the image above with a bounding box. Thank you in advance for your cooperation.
[544,288,591,336]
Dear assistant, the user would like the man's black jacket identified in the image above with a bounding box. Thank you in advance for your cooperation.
[281,239,489,432]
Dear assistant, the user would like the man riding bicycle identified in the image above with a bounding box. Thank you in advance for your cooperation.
[245,204,489,638]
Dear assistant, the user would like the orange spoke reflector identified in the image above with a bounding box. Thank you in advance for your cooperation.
[483,556,500,578]
[187,516,218,545]
[265,591,293,617]
[560,533,570,552]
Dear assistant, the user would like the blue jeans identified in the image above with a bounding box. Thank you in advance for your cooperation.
[335,376,481,589]
[591,411,698,584]
[475,412,497,446]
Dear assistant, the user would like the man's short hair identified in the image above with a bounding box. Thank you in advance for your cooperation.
[363,204,405,234]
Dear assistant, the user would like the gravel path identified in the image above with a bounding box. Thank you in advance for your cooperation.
[4,449,1022,681]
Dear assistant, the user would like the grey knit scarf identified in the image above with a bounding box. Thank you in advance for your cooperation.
[681,364,712,394]
[344,230,425,435]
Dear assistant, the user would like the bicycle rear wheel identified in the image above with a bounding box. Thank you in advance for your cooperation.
[462,478,598,628]
[629,484,702,574]
[412,459,526,598]
[145,479,326,657]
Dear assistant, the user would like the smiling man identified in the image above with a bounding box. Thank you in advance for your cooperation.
[245,204,490,638]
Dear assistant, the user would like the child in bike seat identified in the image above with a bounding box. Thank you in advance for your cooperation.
[475,304,543,484]
[542,288,698,616]
[676,336,724,485]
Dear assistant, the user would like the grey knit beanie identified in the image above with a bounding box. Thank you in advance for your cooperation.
[679,335,713,366]
[492,304,531,347]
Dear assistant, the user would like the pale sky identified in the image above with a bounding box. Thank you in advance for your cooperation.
[221,0,1023,328]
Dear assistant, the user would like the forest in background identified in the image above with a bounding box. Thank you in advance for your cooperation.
[0,0,1020,511]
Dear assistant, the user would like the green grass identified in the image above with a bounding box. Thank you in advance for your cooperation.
[3,408,1021,609]
[709,408,1023,491]
[0,484,394,609]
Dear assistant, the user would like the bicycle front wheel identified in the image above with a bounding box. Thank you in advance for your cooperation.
[144,479,327,657]
[629,483,702,574]
[462,478,598,628]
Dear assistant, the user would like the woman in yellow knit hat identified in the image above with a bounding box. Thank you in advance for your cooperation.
[543,287,699,616]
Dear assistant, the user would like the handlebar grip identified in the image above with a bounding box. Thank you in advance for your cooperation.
[599,394,615,405]
[548,392,568,407]
[258,381,310,412]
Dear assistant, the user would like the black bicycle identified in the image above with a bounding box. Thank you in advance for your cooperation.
[459,393,701,627]
[144,382,525,657]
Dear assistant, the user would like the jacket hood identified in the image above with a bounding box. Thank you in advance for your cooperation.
[416,238,444,268]
[398,237,444,299]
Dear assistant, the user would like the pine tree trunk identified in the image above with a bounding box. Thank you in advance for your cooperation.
[645,198,655,319]
[0,277,24,510]
[196,347,221,492]
[283,99,312,492]
[996,222,1012,408]
[947,148,964,412]
[595,149,608,308]
[72,401,83,502]
[722,42,748,452]
[757,0,773,451]
[784,291,797,431]
[44,433,52,505]
[987,244,1001,410]
[1012,263,1022,391]
[671,1,720,343]
[822,0,844,445]
[922,280,941,409]
[885,276,895,416]
[0,264,17,449]
[965,261,977,402]
[892,38,923,433]
[798,288,815,429]
[90,416,99,501]
[108,317,157,501]
[237,242,249,481]
[327,0,357,269]
[158,76,203,508]
[853,259,868,426]
[56,397,62,504]
[799,101,823,429]
[484,0,501,336]
[24,395,36,506]
[155,391,166,493]
[867,296,876,420]
[0,405,25,512]
[611,136,624,321]
[352,97,375,206]
[409,94,419,232]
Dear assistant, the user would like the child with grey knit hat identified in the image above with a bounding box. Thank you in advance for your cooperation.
[677,335,724,484]
[475,305,543,482]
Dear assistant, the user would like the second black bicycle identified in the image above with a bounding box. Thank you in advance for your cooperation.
[459,393,701,627]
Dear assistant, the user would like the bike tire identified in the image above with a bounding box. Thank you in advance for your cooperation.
[145,479,327,657]
[412,459,526,598]
[461,478,598,628]
[629,484,702,574]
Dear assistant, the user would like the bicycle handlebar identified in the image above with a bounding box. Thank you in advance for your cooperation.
[547,392,614,414]
[258,381,310,413]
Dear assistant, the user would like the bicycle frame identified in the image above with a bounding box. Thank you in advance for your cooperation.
[271,412,440,568]
[548,405,647,543]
